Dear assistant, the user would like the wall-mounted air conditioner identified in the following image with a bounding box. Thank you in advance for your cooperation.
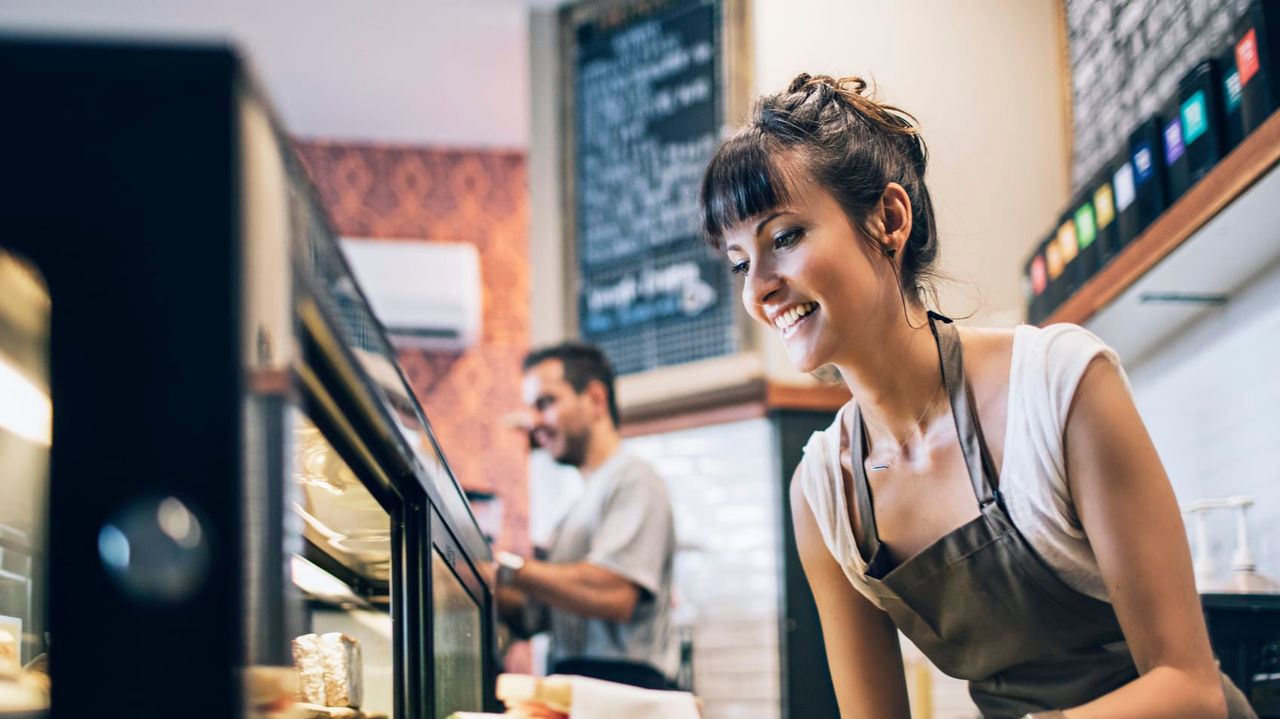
[339,238,482,351]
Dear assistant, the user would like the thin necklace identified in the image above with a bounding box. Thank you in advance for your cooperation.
[868,378,946,471]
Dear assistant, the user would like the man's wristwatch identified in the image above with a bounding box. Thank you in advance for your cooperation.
[495,550,526,585]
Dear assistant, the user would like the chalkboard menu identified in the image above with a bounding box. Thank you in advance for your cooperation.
[570,0,738,375]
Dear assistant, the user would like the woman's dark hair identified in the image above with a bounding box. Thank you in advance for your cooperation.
[699,73,940,305]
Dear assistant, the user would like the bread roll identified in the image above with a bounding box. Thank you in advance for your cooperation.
[495,674,572,714]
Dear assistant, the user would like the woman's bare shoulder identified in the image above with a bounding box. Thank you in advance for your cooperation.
[957,324,1017,344]
[956,325,1017,378]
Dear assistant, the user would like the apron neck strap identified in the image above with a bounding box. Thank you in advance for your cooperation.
[928,312,1001,508]
[850,404,879,560]
[848,312,1005,560]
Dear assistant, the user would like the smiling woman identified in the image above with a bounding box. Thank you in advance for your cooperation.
[702,73,939,306]
[697,74,1256,719]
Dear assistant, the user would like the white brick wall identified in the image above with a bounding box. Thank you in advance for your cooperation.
[1066,0,1253,190]
[1118,262,1280,586]
[625,419,782,719]
[527,419,783,719]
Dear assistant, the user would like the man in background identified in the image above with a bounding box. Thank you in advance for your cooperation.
[490,341,678,690]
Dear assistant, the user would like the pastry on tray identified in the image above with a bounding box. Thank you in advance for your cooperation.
[292,632,363,709]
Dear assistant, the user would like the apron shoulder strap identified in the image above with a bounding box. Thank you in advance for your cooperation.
[928,313,1003,508]
[849,404,881,562]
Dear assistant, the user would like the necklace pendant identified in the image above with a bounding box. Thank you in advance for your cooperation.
[870,464,890,471]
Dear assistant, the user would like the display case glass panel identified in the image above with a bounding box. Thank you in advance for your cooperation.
[0,248,51,713]
[293,410,392,585]
[431,549,484,719]
[295,213,481,551]
[289,409,394,717]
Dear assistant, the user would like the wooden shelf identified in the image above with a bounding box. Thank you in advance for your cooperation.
[1045,110,1280,328]
[619,378,850,438]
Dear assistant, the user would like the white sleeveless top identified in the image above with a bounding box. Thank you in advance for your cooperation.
[798,323,1126,606]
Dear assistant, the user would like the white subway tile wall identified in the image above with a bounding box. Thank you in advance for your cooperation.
[625,419,782,719]
[526,418,783,719]
[1121,263,1280,588]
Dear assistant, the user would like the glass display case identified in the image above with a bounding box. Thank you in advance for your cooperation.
[0,250,50,717]
[0,36,496,719]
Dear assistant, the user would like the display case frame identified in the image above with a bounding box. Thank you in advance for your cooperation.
[0,35,498,719]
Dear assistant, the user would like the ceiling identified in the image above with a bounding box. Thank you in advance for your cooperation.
[0,0,531,147]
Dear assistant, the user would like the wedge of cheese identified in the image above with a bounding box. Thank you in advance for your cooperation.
[318,632,362,709]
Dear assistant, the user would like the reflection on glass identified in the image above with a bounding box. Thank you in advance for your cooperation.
[297,202,484,580]
[350,346,463,508]
[97,496,211,603]
[0,356,49,447]
[0,249,51,712]
[291,411,391,583]
[290,555,369,610]
[286,409,392,718]
[433,550,483,719]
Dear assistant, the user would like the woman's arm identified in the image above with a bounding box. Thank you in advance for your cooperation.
[790,472,911,718]
[1060,358,1227,719]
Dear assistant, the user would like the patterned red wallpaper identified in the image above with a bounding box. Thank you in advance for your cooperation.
[294,140,531,557]
[296,139,533,672]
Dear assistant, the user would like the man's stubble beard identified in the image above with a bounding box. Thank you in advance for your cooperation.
[554,425,591,469]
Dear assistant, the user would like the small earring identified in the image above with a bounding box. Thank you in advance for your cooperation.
[886,248,897,258]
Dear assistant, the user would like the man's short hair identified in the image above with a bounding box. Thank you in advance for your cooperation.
[522,341,620,428]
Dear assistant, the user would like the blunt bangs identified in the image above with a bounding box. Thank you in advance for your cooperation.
[699,131,796,251]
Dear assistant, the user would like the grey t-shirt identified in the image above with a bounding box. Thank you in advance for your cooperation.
[542,451,678,679]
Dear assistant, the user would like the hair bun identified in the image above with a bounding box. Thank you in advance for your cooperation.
[787,73,870,99]
[786,73,814,94]
[841,76,868,96]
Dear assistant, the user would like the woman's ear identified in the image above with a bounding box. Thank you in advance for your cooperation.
[880,182,913,256]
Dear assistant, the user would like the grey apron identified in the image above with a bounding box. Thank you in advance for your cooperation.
[846,312,1254,717]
